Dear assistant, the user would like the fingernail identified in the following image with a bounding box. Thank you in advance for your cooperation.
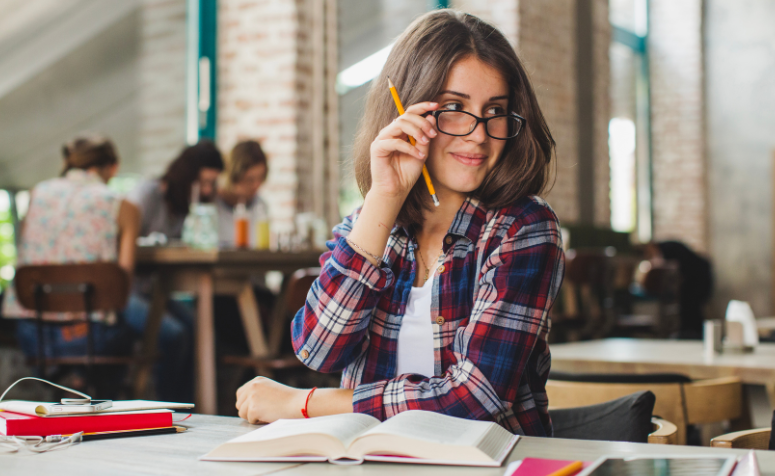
[418,151,426,158]
[430,102,438,107]
[429,129,437,137]
[421,136,429,143]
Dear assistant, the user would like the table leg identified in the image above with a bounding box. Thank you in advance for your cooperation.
[133,275,168,399]
[237,282,269,358]
[196,271,216,414]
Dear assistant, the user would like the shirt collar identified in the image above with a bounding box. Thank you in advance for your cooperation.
[390,196,487,245]
[65,168,104,185]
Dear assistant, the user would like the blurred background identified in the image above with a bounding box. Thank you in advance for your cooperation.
[0,0,774,424]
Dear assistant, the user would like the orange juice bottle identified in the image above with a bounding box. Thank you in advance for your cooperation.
[234,202,249,248]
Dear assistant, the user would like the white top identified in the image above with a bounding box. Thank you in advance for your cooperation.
[395,271,436,378]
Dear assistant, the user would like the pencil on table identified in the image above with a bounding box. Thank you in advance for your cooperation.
[387,77,440,207]
[546,461,584,476]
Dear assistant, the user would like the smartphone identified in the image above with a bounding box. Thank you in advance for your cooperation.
[49,400,113,414]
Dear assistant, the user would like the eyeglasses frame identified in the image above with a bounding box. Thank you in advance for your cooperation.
[426,110,525,140]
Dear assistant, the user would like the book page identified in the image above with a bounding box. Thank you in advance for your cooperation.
[351,410,516,463]
[229,413,380,448]
[358,410,491,446]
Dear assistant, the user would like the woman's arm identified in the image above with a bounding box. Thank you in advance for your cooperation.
[116,199,140,275]
[291,102,440,372]
[235,377,353,423]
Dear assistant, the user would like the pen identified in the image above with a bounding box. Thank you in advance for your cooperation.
[546,460,584,476]
[387,77,440,207]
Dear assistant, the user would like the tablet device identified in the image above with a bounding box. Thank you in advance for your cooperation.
[577,455,737,476]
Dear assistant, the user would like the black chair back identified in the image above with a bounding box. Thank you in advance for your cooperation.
[550,390,656,443]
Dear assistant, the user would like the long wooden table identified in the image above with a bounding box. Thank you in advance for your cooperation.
[3,415,774,475]
[135,247,322,415]
[551,338,775,406]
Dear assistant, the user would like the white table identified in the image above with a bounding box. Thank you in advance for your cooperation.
[2,415,774,475]
[551,338,775,407]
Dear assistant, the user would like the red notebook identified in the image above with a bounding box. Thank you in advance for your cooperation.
[0,410,173,436]
[509,458,592,476]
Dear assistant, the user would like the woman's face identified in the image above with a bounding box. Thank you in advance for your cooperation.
[426,56,509,200]
[198,167,221,201]
[235,164,266,200]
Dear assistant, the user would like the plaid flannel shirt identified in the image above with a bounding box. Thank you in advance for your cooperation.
[291,195,564,435]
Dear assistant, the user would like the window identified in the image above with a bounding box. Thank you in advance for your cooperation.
[609,0,651,242]
[336,1,438,218]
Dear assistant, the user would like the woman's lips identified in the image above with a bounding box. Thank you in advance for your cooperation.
[451,152,487,166]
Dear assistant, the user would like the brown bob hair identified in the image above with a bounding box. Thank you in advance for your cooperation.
[352,10,555,227]
[61,134,119,176]
[227,140,268,186]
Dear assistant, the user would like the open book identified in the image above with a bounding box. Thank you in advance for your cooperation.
[202,410,518,467]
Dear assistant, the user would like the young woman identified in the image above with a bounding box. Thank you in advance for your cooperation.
[236,10,564,436]
[216,140,270,247]
[129,140,224,240]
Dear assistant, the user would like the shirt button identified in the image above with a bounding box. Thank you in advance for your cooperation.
[300,350,310,359]
[437,265,445,274]
[435,316,445,325]
[445,236,453,245]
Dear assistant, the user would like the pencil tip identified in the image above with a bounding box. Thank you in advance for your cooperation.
[387,77,394,88]
[432,195,440,207]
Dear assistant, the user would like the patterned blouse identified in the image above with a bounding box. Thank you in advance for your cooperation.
[2,169,121,321]
[292,195,565,435]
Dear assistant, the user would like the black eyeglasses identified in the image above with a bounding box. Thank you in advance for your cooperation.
[427,110,524,140]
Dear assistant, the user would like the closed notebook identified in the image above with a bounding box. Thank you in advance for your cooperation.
[507,458,591,476]
[0,409,173,436]
[202,410,518,467]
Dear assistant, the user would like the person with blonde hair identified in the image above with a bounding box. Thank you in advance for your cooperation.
[235,10,564,436]
[216,140,269,247]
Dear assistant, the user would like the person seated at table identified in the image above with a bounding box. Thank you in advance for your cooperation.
[129,140,224,240]
[216,140,270,247]
[2,135,191,400]
[234,9,565,435]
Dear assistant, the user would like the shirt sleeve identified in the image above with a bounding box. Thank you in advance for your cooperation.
[291,210,396,372]
[351,213,564,431]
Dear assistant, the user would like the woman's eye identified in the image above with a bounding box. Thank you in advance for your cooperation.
[486,106,506,116]
[442,102,462,111]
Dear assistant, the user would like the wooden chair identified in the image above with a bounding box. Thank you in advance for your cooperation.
[551,250,616,342]
[710,428,771,449]
[546,374,742,445]
[14,263,131,392]
[221,268,321,376]
[616,262,681,338]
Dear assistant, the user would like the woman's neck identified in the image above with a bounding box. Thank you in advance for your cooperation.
[219,188,244,207]
[419,188,466,236]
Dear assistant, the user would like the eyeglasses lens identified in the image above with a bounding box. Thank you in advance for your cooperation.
[436,111,521,139]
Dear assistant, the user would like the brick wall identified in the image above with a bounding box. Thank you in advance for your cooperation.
[649,0,707,252]
[138,0,187,176]
[217,0,301,228]
[518,0,579,224]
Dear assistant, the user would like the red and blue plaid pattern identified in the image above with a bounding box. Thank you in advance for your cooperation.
[291,195,564,435]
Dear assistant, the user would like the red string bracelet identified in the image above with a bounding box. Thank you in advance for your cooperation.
[301,387,317,418]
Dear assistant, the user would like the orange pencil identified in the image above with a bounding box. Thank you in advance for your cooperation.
[546,460,584,476]
[387,77,439,207]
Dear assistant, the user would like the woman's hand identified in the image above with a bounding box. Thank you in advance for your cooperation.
[369,102,439,200]
[235,377,307,424]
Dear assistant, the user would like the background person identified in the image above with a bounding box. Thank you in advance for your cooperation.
[216,140,270,247]
[234,10,564,435]
[129,139,224,240]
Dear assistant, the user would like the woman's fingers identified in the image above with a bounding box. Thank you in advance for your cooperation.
[373,138,426,160]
